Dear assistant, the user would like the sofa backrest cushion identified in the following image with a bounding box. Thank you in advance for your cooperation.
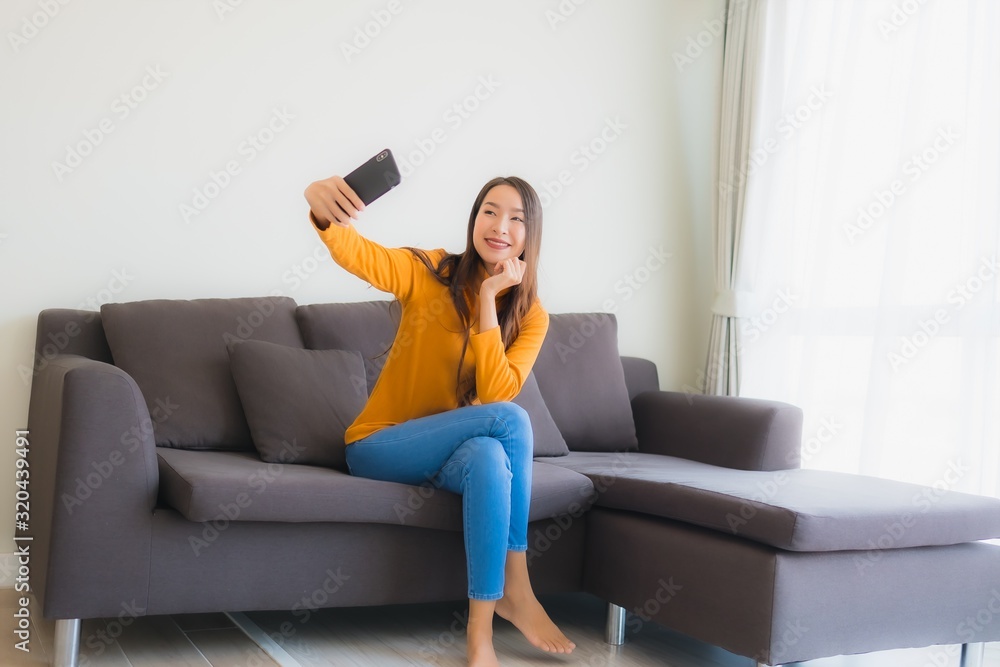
[100,297,303,451]
[532,313,638,452]
[227,340,367,470]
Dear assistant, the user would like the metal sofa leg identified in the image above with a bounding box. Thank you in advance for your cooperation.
[605,602,626,645]
[54,619,81,667]
[961,643,985,667]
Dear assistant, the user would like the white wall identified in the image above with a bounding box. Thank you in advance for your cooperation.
[0,0,724,580]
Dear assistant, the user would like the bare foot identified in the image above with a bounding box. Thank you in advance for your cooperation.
[494,593,576,654]
[467,640,499,667]
[467,617,500,667]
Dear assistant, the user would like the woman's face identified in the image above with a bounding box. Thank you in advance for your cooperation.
[472,184,527,268]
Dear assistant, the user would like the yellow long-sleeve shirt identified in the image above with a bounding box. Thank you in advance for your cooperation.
[312,216,549,444]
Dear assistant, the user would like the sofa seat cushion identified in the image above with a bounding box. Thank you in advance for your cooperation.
[538,452,1000,552]
[157,448,595,531]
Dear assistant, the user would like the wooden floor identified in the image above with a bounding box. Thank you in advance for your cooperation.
[2,588,998,667]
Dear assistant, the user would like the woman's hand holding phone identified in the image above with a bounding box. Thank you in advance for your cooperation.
[304,176,366,231]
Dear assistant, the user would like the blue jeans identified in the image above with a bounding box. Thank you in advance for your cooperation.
[345,402,533,600]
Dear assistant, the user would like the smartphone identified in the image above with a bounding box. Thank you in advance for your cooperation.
[344,149,401,206]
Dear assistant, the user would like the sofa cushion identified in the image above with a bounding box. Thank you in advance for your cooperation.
[532,313,638,452]
[513,372,569,457]
[156,448,596,530]
[101,297,304,451]
[295,300,397,394]
[539,452,1000,552]
[227,340,367,470]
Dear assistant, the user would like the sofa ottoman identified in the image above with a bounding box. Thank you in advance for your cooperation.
[543,451,1000,666]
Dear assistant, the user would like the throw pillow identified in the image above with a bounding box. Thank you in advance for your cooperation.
[512,372,569,457]
[227,339,367,470]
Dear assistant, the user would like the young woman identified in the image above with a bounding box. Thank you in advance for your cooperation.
[303,174,576,667]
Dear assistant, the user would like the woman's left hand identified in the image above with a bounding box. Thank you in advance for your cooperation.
[481,257,526,296]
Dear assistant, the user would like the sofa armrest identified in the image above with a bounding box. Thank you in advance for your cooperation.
[27,355,158,619]
[632,390,803,471]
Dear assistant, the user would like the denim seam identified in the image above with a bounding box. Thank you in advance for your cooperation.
[470,592,504,601]
[456,459,482,598]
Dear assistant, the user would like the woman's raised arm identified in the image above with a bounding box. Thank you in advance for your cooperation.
[304,175,419,300]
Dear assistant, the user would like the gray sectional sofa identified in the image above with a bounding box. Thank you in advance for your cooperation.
[25,296,1000,667]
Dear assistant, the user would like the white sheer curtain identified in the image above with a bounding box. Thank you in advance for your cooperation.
[736,0,1000,497]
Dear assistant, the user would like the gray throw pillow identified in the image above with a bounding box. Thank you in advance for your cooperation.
[227,339,367,470]
[512,372,569,457]
[100,297,304,451]
[531,313,638,452]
